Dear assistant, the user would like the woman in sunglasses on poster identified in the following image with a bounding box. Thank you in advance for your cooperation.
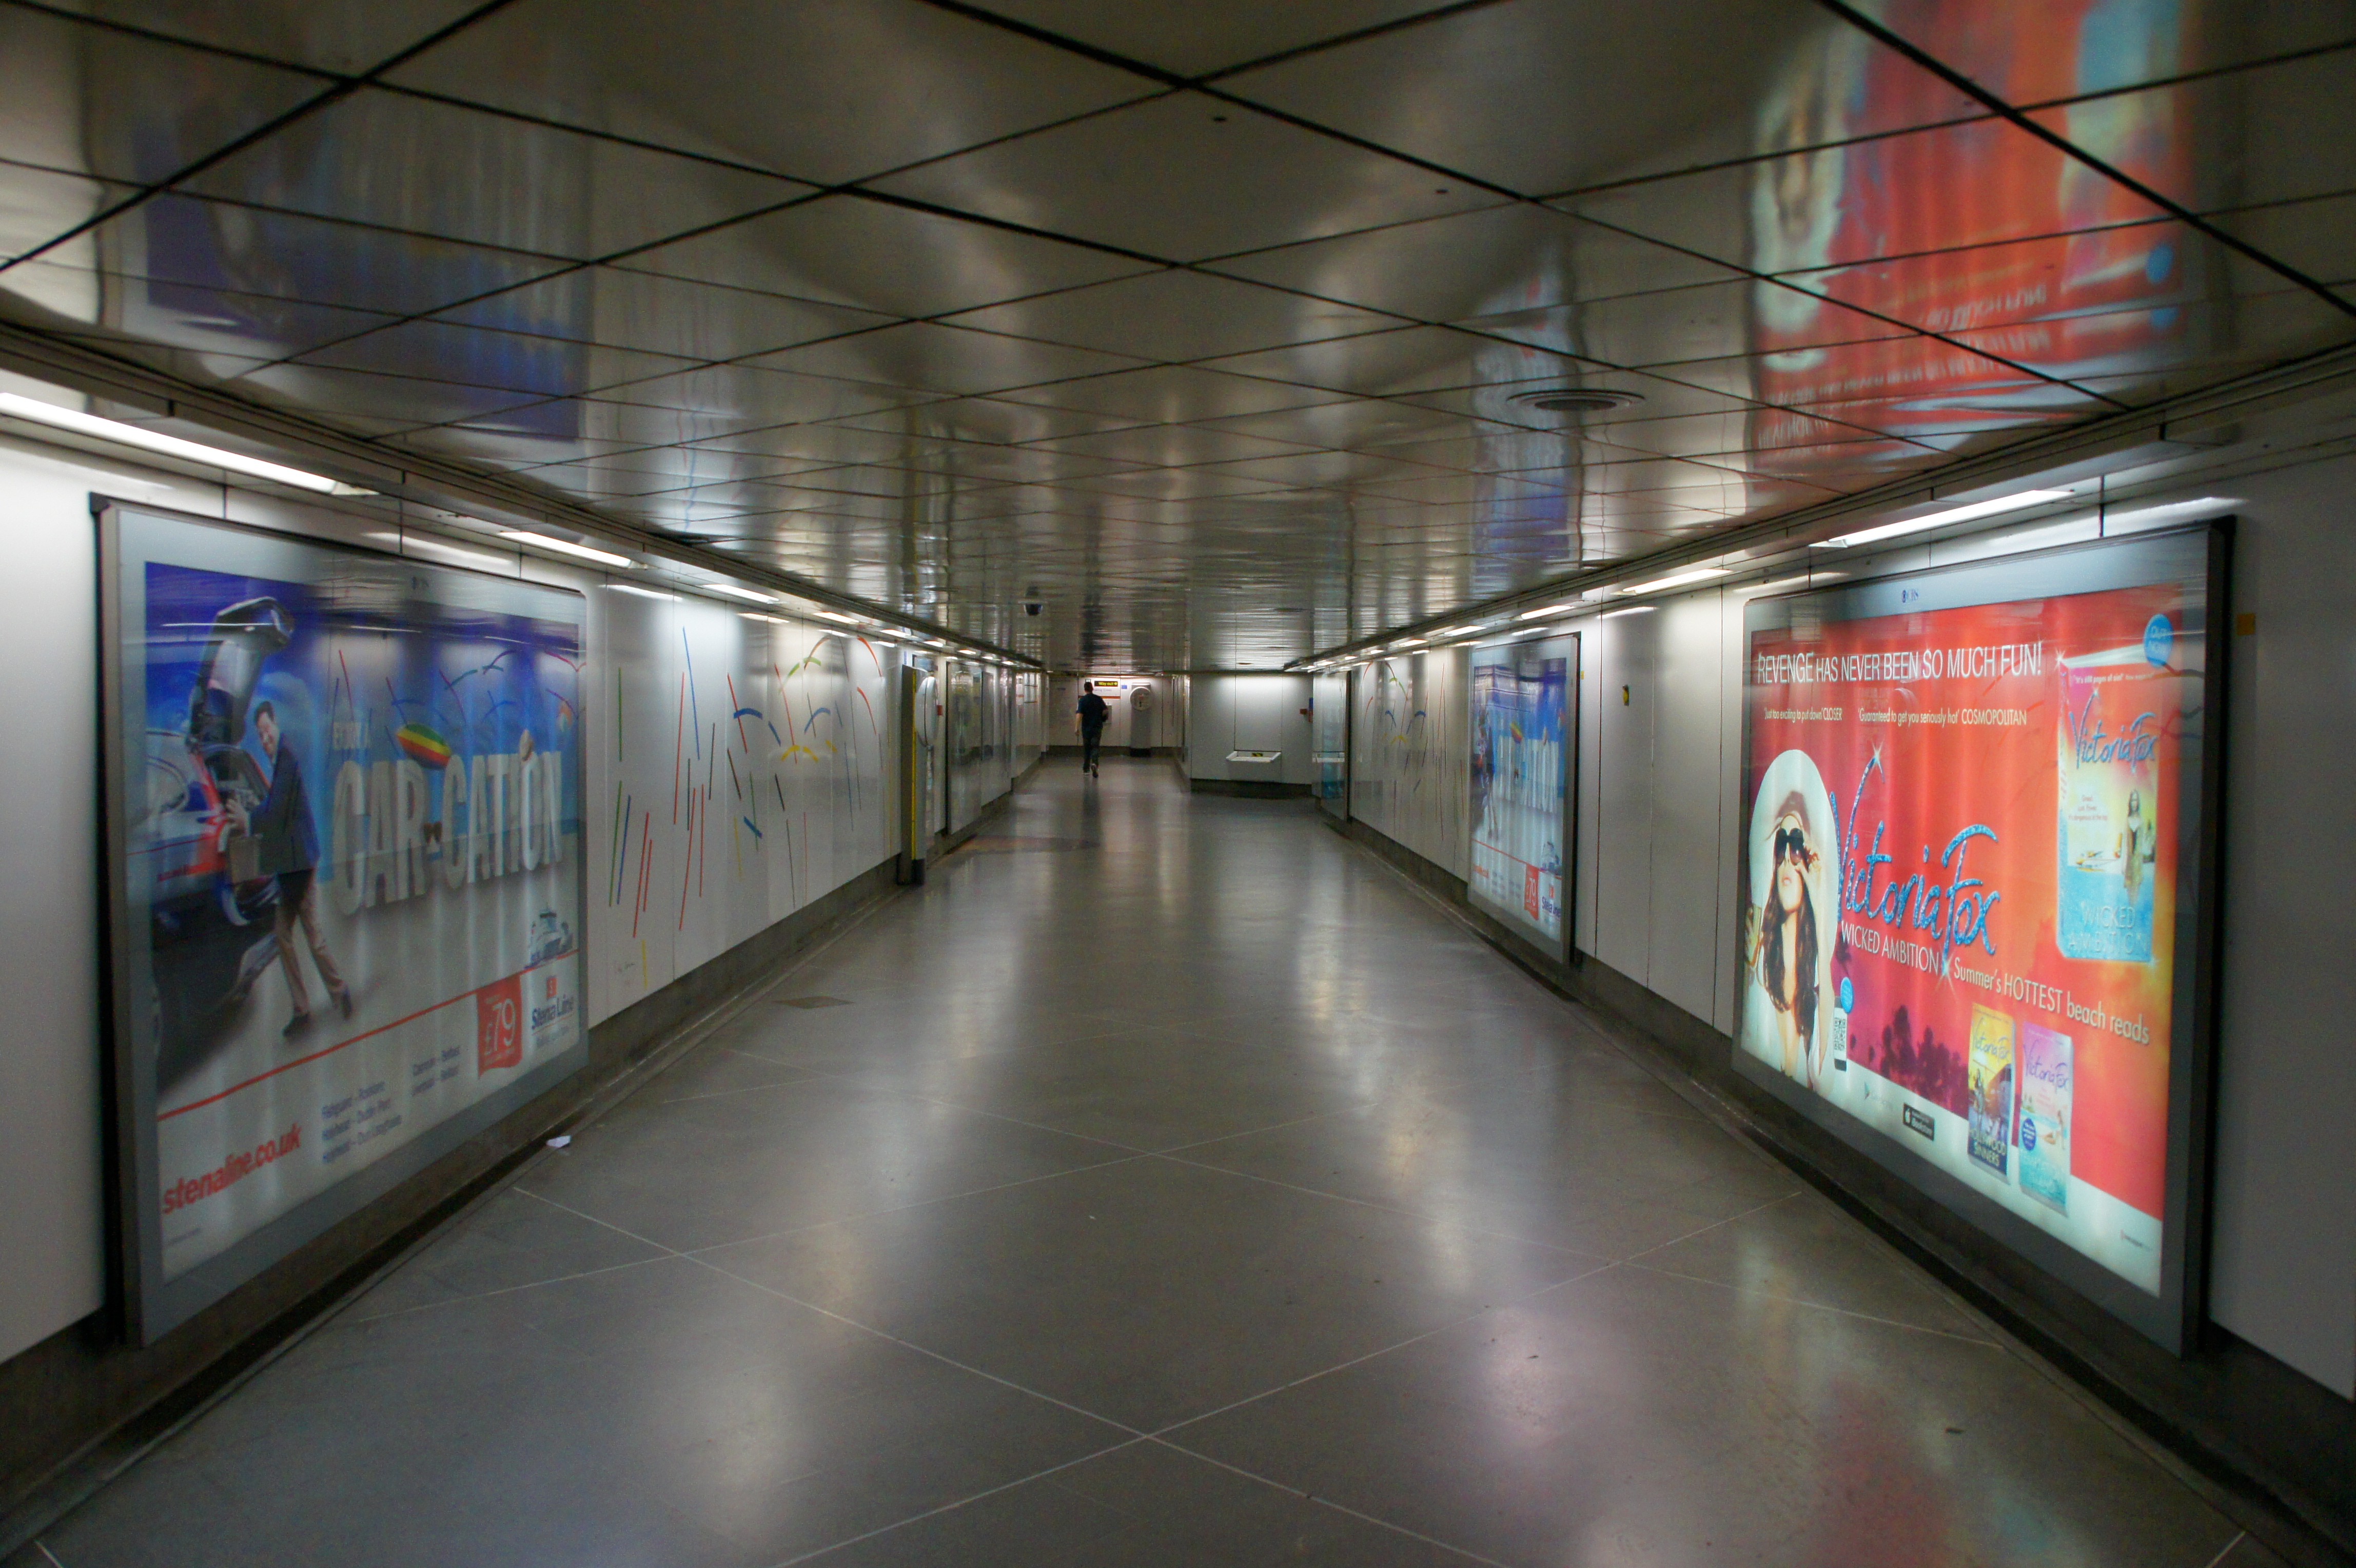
[1748,800,1826,1086]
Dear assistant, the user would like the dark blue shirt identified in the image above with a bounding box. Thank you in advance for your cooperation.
[1077,693,1109,732]
[253,742,319,874]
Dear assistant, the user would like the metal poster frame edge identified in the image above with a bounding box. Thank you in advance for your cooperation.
[1464,631,1582,969]
[1729,519,2230,1354]
[94,496,594,1345]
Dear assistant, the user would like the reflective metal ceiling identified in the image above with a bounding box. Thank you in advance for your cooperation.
[2,0,2351,668]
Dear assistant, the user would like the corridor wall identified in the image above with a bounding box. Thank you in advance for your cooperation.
[590,594,902,1024]
[1349,653,1468,875]
[1187,673,1314,785]
[0,409,914,1381]
[1317,435,2356,1402]
[1563,460,2356,1399]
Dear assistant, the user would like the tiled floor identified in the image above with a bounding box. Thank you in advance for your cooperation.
[21,760,2287,1566]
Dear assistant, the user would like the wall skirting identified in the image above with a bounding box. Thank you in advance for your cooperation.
[1188,778,1310,798]
[1323,812,2356,1568]
[0,858,905,1554]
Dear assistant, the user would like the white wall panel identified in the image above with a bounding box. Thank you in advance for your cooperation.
[587,596,898,1023]
[1645,596,1730,1025]
[1583,616,1658,982]
[1350,653,1466,875]
[2204,458,2356,1396]
[1188,674,1312,782]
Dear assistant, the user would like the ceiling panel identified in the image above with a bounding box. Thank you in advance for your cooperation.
[1459,278,1913,367]
[73,194,577,320]
[181,90,813,261]
[942,269,1400,363]
[954,1,1446,79]
[2,0,2344,672]
[1559,118,2169,275]
[77,0,493,74]
[0,161,141,269]
[1028,422,1322,468]
[1868,2,2356,107]
[1204,203,1738,321]
[433,267,896,362]
[992,365,1352,424]
[870,91,1497,263]
[1198,324,1582,397]
[1221,0,1984,197]
[585,363,938,424]
[294,319,698,397]
[2,265,397,361]
[385,0,1155,184]
[0,9,327,190]
[743,321,1148,398]
[2208,190,2356,291]
[619,194,1154,319]
[819,396,1150,445]
[225,362,544,427]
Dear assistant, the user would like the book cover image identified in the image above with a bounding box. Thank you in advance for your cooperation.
[2019,1024,2074,1214]
[2055,628,2166,964]
[1967,1005,2017,1181]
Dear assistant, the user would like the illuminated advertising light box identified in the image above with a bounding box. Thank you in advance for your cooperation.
[100,503,588,1341]
[1735,525,2226,1349]
[1468,635,1578,957]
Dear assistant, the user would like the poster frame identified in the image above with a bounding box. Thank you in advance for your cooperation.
[1465,632,1581,967]
[1731,521,2230,1353]
[96,498,592,1344]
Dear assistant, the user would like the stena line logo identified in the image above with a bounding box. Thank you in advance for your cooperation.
[162,1124,301,1213]
[477,975,524,1073]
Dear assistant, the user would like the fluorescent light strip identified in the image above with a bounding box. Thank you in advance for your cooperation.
[1619,566,1729,595]
[502,530,635,568]
[1815,489,2073,548]
[0,392,367,494]
[1600,605,1656,619]
[1434,623,1485,637]
[2100,496,2237,528]
[815,610,860,624]
[705,582,778,604]
[605,583,674,600]
[1748,571,1847,595]
[1517,602,1578,620]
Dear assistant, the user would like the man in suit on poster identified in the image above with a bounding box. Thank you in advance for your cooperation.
[232,700,353,1037]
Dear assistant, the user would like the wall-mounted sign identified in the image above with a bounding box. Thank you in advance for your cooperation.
[101,503,588,1341]
[1736,525,2227,1349]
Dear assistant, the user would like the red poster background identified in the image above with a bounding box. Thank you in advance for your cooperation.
[1746,582,2185,1220]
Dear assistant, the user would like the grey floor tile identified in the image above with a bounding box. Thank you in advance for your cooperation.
[39,764,2266,1568]
[702,1155,1602,1434]
[516,1076,1130,1250]
[1176,1262,2243,1568]
[342,1184,671,1320]
[1628,1189,1994,1340]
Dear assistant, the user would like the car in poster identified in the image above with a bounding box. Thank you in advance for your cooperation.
[140,598,292,1087]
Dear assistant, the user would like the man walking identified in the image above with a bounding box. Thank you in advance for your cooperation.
[1076,681,1110,777]
[233,700,352,1037]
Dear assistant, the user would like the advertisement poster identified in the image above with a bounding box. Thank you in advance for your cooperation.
[1469,637,1574,952]
[105,505,587,1339]
[1737,530,2217,1317]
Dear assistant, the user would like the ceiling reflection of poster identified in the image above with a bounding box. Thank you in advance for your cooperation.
[1751,0,2198,465]
[1735,525,2225,1350]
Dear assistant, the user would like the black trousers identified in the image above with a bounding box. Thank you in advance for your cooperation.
[1081,727,1105,769]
